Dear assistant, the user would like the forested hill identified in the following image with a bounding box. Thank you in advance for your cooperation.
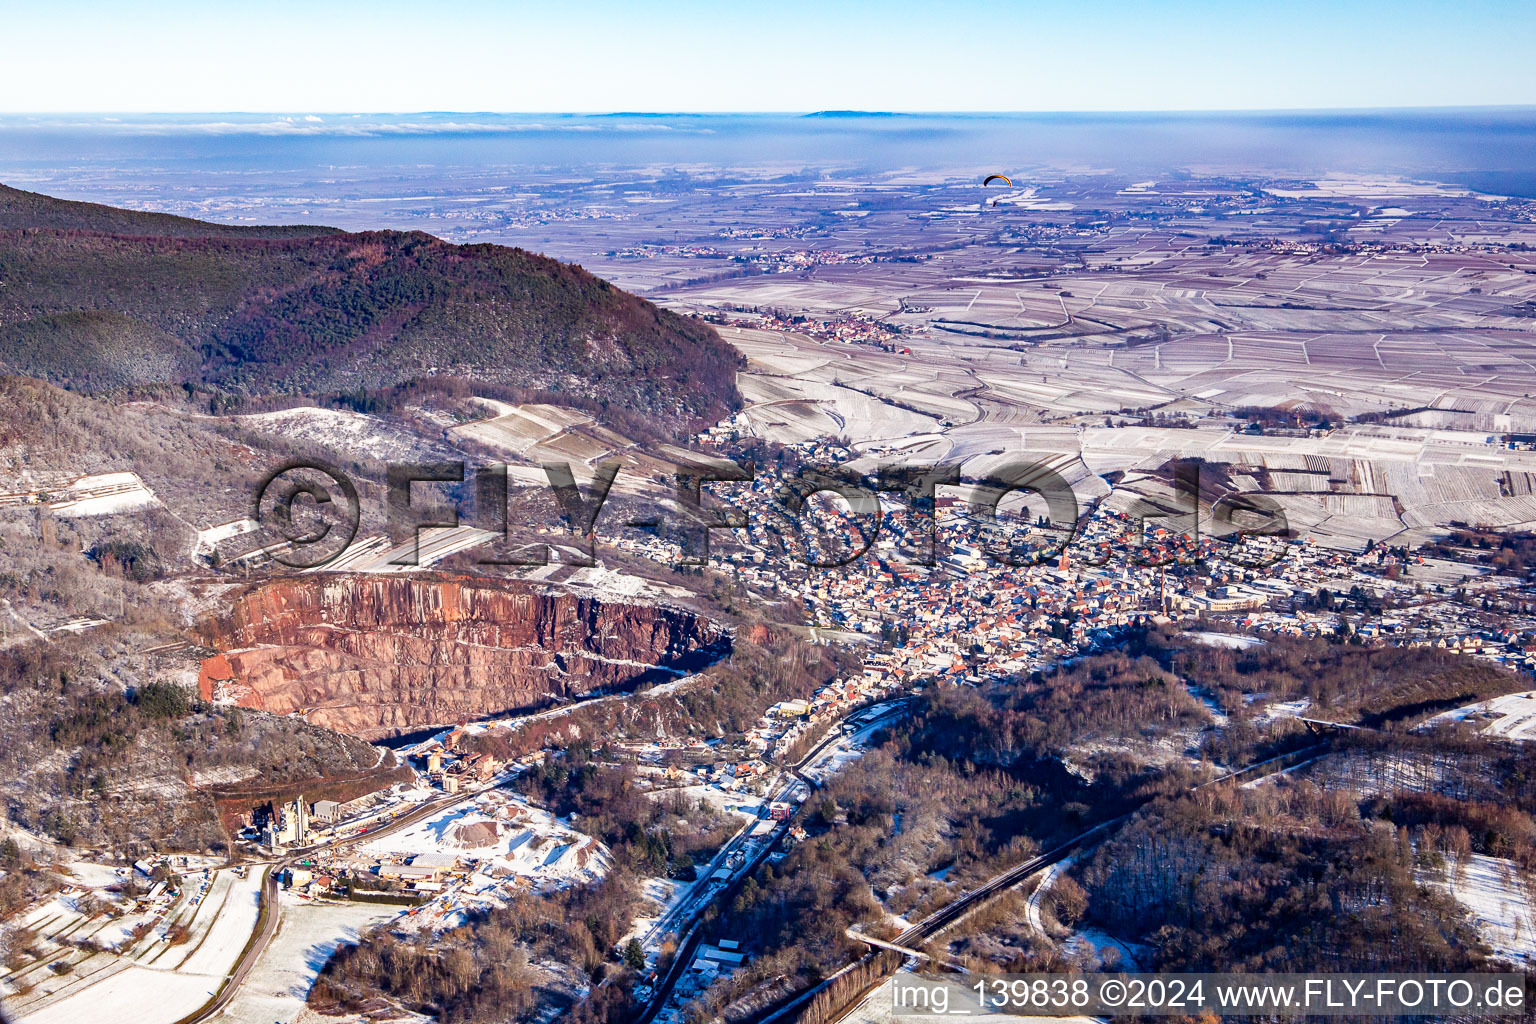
[0,183,338,238]
[0,184,741,435]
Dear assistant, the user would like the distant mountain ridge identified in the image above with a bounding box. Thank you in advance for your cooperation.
[0,184,741,434]
[802,110,910,118]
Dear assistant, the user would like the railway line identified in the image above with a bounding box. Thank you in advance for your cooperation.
[747,740,1331,1024]
[633,697,918,1024]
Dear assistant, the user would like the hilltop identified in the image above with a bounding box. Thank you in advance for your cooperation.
[0,183,337,238]
[0,184,741,435]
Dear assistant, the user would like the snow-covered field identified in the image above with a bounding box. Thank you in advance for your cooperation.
[213,898,400,1024]
[9,867,264,1024]
[1191,631,1267,650]
[1434,854,1536,965]
[651,784,765,820]
[16,963,220,1024]
[800,713,901,785]
[360,791,599,870]
[737,374,941,446]
[170,871,263,975]
[236,407,452,461]
[193,518,258,555]
[48,472,159,517]
[1428,690,1536,741]
[56,861,129,889]
[627,875,682,946]
[318,525,501,573]
[1185,684,1230,727]
[449,402,594,456]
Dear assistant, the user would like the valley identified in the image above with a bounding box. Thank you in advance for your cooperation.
[3,141,1536,1024]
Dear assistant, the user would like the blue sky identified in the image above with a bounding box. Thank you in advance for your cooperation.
[7,0,1535,113]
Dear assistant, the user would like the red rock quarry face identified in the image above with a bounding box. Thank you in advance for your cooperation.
[196,574,728,741]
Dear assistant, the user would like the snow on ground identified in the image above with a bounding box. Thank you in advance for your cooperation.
[800,713,901,786]
[1020,859,1144,969]
[465,673,711,749]
[1066,734,1190,778]
[448,402,594,456]
[626,876,681,944]
[317,526,500,573]
[359,789,609,918]
[1024,858,1074,936]
[1433,854,1536,965]
[213,898,401,1024]
[56,860,130,889]
[6,866,267,1024]
[736,374,941,446]
[632,798,781,954]
[193,518,258,555]
[48,472,159,517]
[559,564,695,601]
[15,962,220,1024]
[1242,755,1325,790]
[803,743,865,784]
[650,784,764,820]
[236,407,450,461]
[3,865,244,1019]
[0,599,48,644]
[1185,684,1230,727]
[1063,926,1145,971]
[1427,690,1536,740]
[188,765,262,787]
[172,870,263,975]
[1254,696,1313,725]
[89,917,144,953]
[1191,631,1267,650]
[16,891,88,936]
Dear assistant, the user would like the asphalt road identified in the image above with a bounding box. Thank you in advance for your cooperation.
[745,739,1332,1024]
[183,697,1304,1024]
[179,781,486,1024]
[632,697,918,1024]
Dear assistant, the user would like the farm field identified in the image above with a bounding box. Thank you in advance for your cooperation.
[6,867,263,1024]
[7,126,1536,1024]
[607,169,1536,550]
[1430,690,1536,740]
[711,318,1536,547]
[210,898,400,1024]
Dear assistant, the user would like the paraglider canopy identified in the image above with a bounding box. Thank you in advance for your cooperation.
[982,173,1013,207]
